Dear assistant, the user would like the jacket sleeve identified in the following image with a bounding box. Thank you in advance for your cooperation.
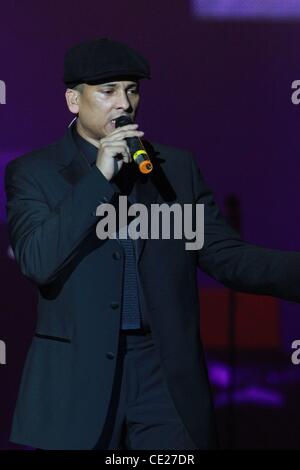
[4,160,116,285]
[189,153,300,303]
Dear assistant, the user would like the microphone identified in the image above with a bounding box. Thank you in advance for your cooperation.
[115,115,153,174]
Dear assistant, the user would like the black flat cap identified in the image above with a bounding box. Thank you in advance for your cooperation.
[63,38,151,88]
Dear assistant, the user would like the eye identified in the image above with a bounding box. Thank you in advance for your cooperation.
[129,89,139,94]
[102,90,114,94]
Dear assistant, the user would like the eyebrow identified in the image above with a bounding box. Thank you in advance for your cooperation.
[100,82,139,89]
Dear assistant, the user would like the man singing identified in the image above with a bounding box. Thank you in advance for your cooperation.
[5,38,300,450]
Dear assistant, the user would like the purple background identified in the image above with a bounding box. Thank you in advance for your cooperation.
[192,0,300,18]
[1,0,300,449]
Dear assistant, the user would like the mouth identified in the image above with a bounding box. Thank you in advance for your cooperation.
[109,119,116,130]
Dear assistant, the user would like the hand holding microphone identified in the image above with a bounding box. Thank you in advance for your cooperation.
[115,115,153,174]
[96,116,153,181]
[96,122,144,181]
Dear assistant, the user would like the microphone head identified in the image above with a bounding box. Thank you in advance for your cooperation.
[115,115,133,128]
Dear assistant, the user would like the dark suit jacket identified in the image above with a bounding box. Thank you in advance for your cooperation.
[4,122,300,449]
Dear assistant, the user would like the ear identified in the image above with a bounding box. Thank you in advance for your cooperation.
[65,88,80,114]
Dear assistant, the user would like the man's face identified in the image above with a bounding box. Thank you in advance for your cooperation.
[70,80,140,142]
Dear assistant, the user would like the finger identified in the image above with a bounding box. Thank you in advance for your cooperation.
[101,142,131,152]
[105,130,144,142]
[121,145,131,163]
[108,123,138,135]
[113,123,138,130]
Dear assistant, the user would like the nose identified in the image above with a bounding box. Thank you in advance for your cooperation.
[116,89,132,111]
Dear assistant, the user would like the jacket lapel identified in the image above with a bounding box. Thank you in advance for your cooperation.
[58,124,92,185]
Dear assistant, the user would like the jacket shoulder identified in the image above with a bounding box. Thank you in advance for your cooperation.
[5,140,60,175]
[148,139,195,161]
[146,139,200,179]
